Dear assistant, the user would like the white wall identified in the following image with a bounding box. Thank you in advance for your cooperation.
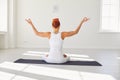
[0,34,5,48]
[16,0,120,49]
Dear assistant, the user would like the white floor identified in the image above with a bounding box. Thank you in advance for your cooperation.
[0,48,119,80]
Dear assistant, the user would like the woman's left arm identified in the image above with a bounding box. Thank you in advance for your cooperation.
[62,17,89,39]
[25,18,51,39]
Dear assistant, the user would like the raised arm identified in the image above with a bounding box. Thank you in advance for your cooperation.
[25,18,50,39]
[62,17,89,40]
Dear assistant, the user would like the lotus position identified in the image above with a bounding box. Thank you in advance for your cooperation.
[25,17,89,63]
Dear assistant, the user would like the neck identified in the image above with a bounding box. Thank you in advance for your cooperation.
[53,28,59,34]
[53,30,59,34]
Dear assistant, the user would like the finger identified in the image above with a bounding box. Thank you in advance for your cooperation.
[28,18,31,21]
[25,19,28,21]
[25,19,29,22]
[85,17,89,20]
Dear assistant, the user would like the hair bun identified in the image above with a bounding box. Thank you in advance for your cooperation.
[52,18,60,28]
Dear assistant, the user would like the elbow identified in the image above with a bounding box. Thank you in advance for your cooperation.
[35,32,39,36]
[75,31,78,34]
[74,30,79,34]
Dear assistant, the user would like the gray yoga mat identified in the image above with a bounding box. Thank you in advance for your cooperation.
[14,58,102,66]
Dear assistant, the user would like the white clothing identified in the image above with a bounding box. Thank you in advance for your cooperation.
[43,32,69,63]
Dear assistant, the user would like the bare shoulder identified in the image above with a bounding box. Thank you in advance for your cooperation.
[61,31,66,36]
[61,31,76,39]
[61,31,68,40]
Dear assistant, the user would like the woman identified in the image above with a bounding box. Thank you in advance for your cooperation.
[26,17,89,63]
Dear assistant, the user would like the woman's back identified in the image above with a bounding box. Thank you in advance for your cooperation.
[45,32,66,63]
[49,32,63,54]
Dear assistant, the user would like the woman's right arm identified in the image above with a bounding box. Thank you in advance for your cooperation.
[25,18,50,38]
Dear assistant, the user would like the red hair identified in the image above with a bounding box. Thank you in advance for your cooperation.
[52,18,60,28]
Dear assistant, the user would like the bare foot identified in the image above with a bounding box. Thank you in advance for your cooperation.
[63,54,67,58]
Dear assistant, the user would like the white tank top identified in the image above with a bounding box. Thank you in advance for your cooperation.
[47,32,64,63]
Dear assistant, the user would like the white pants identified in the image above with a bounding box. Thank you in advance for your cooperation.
[42,55,70,63]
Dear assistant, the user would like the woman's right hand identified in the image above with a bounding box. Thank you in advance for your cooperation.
[25,18,33,25]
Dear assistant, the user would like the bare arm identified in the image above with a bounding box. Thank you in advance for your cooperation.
[62,17,89,39]
[25,18,50,38]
